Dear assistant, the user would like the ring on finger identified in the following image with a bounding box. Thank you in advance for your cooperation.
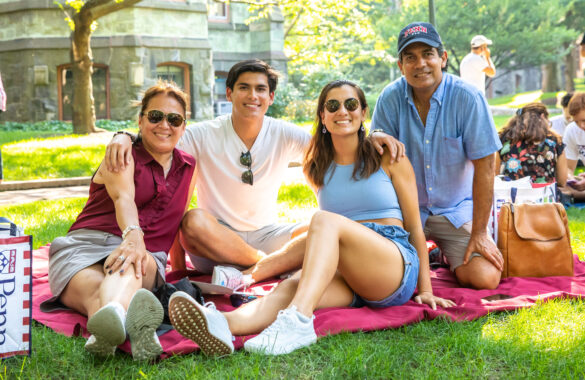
[118,255,125,261]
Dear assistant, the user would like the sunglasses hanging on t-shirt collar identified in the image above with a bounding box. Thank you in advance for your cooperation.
[240,151,253,185]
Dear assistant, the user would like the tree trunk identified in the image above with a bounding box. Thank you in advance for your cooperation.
[541,62,560,93]
[71,11,96,134]
[563,42,577,92]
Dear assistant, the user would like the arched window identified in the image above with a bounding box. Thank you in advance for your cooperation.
[57,63,110,121]
[156,62,192,118]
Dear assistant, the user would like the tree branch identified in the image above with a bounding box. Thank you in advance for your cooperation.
[83,0,143,21]
[284,8,303,39]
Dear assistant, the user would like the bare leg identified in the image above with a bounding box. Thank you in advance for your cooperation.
[59,254,159,317]
[180,209,263,267]
[290,211,404,317]
[243,232,307,282]
[455,257,501,290]
[559,185,585,202]
[225,271,353,336]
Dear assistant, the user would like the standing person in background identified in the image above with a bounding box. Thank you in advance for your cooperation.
[0,72,5,184]
[460,35,496,96]
[550,92,574,137]
[580,33,585,58]
[0,72,6,114]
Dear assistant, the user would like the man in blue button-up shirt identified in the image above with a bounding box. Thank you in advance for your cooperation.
[371,22,503,290]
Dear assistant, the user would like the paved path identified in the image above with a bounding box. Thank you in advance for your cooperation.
[0,167,306,206]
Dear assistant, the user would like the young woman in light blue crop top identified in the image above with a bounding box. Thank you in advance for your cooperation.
[167,80,456,357]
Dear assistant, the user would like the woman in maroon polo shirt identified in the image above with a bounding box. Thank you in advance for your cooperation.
[44,81,195,361]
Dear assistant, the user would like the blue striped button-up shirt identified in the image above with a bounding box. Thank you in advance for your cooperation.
[371,73,501,228]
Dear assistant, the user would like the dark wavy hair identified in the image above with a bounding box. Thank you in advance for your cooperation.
[303,80,380,188]
[226,59,279,94]
[499,102,553,145]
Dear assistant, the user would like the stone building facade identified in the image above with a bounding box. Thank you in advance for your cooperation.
[0,0,286,122]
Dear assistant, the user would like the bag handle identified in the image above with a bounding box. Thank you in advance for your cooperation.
[0,217,18,236]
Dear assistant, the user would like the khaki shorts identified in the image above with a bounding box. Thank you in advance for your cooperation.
[187,221,304,274]
[423,215,484,271]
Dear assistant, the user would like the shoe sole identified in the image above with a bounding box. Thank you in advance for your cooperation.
[244,334,317,355]
[125,289,164,361]
[86,305,126,356]
[169,293,233,357]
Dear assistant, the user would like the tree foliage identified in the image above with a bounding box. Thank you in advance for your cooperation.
[56,0,142,134]
[245,0,584,107]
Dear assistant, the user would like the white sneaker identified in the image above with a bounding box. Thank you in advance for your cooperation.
[169,291,234,356]
[211,266,253,290]
[85,302,126,356]
[125,289,164,361]
[244,305,317,355]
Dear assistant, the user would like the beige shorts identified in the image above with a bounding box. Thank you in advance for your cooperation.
[187,221,304,274]
[423,215,484,271]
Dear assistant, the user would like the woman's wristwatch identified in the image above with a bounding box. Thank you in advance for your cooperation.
[369,129,385,135]
[122,225,143,240]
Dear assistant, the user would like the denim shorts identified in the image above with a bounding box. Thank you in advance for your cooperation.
[350,223,420,308]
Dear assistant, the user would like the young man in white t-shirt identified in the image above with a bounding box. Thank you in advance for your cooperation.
[459,35,496,96]
[562,92,585,201]
[106,60,311,287]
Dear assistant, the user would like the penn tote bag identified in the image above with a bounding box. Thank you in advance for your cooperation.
[0,217,32,358]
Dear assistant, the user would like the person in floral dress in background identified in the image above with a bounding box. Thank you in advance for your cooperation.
[495,102,567,186]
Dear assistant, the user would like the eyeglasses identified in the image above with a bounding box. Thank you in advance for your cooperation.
[324,98,360,113]
[240,151,253,185]
[142,110,185,127]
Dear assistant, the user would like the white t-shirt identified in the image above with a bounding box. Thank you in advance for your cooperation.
[562,122,585,162]
[178,114,310,231]
[550,114,570,137]
[460,52,488,95]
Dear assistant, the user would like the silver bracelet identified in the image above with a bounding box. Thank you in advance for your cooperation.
[122,225,143,240]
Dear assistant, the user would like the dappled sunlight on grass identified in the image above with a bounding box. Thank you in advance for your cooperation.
[507,91,543,107]
[4,133,112,149]
[0,198,87,248]
[567,208,585,260]
[481,299,585,355]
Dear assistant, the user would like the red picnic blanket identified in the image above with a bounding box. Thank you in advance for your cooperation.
[31,245,585,358]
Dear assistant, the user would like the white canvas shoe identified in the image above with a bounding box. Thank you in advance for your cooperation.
[244,305,317,355]
[211,266,253,290]
[125,289,164,361]
[169,291,234,356]
[85,302,126,356]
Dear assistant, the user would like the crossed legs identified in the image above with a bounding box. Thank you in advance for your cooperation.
[226,210,405,333]
[180,208,308,281]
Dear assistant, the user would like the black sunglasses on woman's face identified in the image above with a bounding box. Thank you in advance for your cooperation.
[324,98,360,113]
[142,110,185,127]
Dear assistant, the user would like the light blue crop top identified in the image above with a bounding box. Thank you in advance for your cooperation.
[317,163,403,221]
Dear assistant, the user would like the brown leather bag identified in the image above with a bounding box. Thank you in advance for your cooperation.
[497,202,573,278]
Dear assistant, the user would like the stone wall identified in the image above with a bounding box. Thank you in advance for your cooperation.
[0,0,285,123]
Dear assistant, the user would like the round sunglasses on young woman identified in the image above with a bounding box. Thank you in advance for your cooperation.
[324,98,360,113]
[142,110,185,127]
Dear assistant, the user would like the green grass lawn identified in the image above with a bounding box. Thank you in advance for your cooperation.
[2,186,585,378]
[488,79,585,109]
